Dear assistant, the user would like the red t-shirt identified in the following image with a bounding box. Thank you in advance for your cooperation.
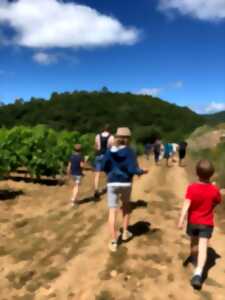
[185,182,221,226]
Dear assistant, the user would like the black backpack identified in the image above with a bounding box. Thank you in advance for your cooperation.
[99,133,111,155]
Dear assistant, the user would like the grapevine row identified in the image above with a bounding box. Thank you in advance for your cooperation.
[0,125,95,178]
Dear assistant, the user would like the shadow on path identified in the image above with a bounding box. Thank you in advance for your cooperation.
[203,247,221,283]
[129,221,151,237]
[118,221,151,245]
[130,200,148,212]
[0,189,24,201]
[183,247,221,290]
[78,188,107,205]
[5,175,64,186]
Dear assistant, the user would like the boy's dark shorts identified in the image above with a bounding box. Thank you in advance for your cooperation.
[187,224,213,239]
[179,150,186,160]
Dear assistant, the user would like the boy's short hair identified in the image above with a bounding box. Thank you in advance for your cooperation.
[74,144,82,152]
[196,160,215,180]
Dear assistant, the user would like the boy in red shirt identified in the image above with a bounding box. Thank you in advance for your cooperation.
[178,160,221,289]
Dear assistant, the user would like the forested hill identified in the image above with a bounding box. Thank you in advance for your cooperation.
[204,111,225,124]
[0,91,205,141]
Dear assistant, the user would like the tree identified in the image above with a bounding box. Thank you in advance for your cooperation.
[101,86,110,93]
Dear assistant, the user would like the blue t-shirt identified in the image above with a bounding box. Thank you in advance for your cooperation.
[70,153,84,176]
[164,143,173,156]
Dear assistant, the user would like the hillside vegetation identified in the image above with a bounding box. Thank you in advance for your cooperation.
[204,111,225,124]
[189,123,225,188]
[0,91,205,142]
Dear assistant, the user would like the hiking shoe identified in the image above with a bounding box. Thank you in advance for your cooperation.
[122,230,133,241]
[191,275,202,289]
[108,240,118,252]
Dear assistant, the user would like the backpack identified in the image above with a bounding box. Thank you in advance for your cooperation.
[99,133,111,155]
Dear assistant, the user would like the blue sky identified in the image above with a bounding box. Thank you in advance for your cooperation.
[0,0,225,114]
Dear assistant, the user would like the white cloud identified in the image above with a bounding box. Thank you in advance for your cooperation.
[205,101,225,113]
[158,0,225,21]
[137,88,162,96]
[33,52,58,65]
[0,0,139,49]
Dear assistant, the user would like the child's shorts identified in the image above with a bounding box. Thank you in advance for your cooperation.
[187,224,213,238]
[72,175,82,184]
[107,185,131,209]
[94,154,104,172]
[179,150,186,160]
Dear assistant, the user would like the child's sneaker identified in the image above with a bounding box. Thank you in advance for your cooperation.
[122,230,133,241]
[191,275,202,289]
[108,240,118,252]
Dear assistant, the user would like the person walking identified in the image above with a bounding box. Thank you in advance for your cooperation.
[178,160,222,289]
[94,124,114,198]
[101,127,148,252]
[153,139,161,165]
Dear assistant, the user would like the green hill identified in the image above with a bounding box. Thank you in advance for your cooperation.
[204,110,225,124]
[0,91,205,141]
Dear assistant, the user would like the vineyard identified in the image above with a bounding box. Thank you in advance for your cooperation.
[0,125,95,178]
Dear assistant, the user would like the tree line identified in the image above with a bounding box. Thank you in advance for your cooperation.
[0,91,206,142]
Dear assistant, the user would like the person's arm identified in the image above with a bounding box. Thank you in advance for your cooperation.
[108,135,114,148]
[213,188,222,207]
[127,150,148,176]
[178,199,191,229]
[95,134,100,151]
[80,156,85,169]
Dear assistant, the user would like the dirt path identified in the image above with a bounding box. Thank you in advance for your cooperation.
[0,158,225,300]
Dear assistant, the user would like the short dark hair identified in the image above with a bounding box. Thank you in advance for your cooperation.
[102,124,110,132]
[196,160,215,180]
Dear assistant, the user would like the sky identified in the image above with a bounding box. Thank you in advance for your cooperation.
[0,0,225,114]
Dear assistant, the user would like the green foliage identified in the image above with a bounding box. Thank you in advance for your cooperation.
[130,141,145,156]
[0,128,14,176]
[0,91,204,141]
[204,111,225,125]
[0,126,95,178]
[133,125,162,144]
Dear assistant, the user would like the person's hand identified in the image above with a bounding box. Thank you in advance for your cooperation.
[143,169,149,174]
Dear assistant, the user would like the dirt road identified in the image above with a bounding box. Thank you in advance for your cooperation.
[0,158,225,300]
